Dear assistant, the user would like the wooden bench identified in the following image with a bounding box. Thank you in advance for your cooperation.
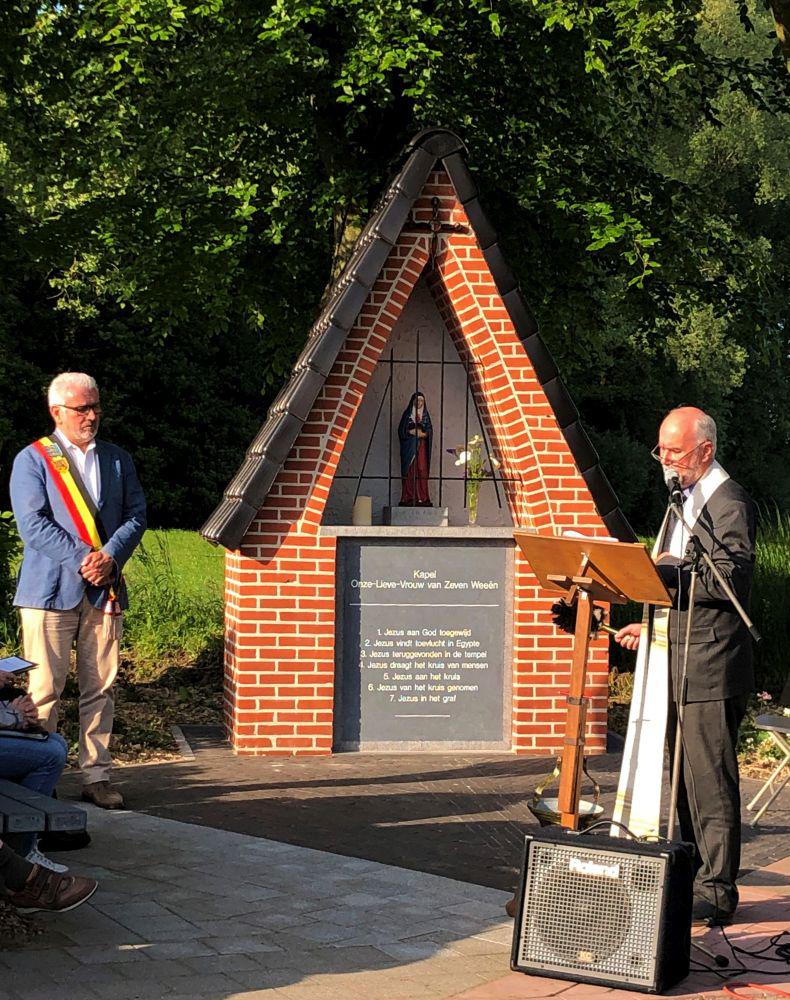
[0,778,87,838]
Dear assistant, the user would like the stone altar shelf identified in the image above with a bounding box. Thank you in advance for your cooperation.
[321,525,517,538]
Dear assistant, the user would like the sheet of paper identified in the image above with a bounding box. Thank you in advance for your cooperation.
[562,529,618,543]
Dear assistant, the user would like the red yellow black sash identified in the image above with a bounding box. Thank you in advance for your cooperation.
[32,436,103,550]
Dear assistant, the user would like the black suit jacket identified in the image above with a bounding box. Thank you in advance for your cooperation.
[657,478,757,703]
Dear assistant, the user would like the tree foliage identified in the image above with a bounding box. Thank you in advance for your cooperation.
[0,0,788,530]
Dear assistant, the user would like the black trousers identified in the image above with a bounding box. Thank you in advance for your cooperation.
[667,694,748,915]
[0,839,34,893]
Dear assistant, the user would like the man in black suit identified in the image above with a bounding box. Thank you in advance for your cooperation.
[615,406,756,926]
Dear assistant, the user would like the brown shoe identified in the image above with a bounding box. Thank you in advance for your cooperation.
[81,781,125,809]
[505,894,518,918]
[6,865,98,913]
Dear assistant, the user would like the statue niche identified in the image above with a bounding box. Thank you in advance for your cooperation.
[398,391,433,507]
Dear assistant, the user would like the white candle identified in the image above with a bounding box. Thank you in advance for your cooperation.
[352,496,373,526]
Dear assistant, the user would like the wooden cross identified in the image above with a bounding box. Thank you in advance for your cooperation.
[403,196,468,269]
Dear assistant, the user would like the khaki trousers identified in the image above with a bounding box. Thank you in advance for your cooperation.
[21,597,120,785]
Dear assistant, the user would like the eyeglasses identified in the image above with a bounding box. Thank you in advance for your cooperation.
[56,402,102,416]
[650,442,707,465]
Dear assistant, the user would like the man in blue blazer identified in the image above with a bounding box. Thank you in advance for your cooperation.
[10,372,146,810]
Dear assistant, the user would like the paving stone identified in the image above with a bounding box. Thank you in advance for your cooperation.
[36,772,790,1000]
[442,899,511,919]
[285,921,361,945]
[7,987,101,1000]
[41,967,129,991]
[199,935,285,956]
[222,967,302,992]
[180,953,263,975]
[75,979,169,1000]
[295,904,380,928]
[51,924,148,948]
[374,940,443,962]
[164,895,262,920]
[145,972,246,996]
[64,944,151,965]
[235,882,289,902]
[188,917,276,937]
[92,900,177,920]
[329,890,383,909]
[0,949,82,973]
[111,916,200,940]
[140,940,219,960]
[115,958,193,980]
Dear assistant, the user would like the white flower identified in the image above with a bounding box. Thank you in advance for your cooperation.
[455,451,470,466]
[469,434,482,445]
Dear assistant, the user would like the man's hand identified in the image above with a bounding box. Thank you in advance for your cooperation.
[80,550,115,586]
[0,670,14,688]
[10,694,40,728]
[614,623,642,651]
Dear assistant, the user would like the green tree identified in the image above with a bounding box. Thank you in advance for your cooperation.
[0,1,787,530]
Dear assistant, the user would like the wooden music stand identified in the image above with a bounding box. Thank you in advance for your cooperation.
[513,531,671,830]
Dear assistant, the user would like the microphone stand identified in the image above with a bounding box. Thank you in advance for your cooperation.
[665,496,761,841]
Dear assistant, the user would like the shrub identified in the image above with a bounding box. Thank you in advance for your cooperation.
[752,507,790,697]
[0,512,21,653]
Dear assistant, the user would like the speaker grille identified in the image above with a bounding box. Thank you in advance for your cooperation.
[518,840,666,986]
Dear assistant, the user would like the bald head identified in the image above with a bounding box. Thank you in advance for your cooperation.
[657,407,717,489]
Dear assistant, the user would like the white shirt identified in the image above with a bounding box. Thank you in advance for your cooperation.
[54,429,101,506]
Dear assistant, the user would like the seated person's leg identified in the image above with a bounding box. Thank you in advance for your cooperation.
[0,837,98,913]
[0,837,34,892]
[1,732,68,797]
[0,733,69,864]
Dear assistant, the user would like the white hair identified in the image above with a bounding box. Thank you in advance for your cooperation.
[696,412,718,457]
[48,372,99,406]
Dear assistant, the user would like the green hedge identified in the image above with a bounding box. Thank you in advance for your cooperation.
[0,512,21,650]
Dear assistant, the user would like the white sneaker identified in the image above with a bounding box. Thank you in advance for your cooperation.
[25,847,69,874]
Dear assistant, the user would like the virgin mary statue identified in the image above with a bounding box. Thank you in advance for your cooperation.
[398,391,433,506]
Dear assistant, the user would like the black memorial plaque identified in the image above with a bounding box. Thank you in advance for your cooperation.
[337,541,508,746]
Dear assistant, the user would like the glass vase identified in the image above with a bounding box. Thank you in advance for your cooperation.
[467,486,480,525]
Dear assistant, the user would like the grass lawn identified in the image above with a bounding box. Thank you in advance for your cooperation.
[58,528,227,765]
[124,528,224,598]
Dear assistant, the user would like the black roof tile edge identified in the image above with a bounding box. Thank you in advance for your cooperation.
[200,138,437,548]
[201,128,635,548]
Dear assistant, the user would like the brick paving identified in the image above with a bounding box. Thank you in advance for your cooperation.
[2,806,516,999]
[0,799,786,1000]
[10,736,781,999]
[59,730,790,893]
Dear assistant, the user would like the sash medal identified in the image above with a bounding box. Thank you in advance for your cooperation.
[32,437,123,640]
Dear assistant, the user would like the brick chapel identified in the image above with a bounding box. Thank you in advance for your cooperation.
[201,128,634,757]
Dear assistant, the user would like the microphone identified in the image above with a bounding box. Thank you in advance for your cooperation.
[691,941,729,967]
[663,465,684,507]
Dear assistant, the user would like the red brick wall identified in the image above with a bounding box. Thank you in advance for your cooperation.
[223,169,610,755]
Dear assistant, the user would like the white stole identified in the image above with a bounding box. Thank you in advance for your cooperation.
[611,461,729,839]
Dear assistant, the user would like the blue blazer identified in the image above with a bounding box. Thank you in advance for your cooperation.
[10,438,147,611]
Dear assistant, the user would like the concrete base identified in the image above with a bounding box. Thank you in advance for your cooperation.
[383,506,449,526]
